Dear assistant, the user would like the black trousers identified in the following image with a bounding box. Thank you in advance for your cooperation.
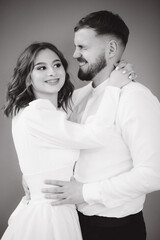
[78,211,146,240]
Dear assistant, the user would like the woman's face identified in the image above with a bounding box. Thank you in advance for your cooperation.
[31,48,66,99]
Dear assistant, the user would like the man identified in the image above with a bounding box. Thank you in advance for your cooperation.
[42,10,160,240]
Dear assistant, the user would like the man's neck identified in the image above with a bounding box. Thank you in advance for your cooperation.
[92,64,114,88]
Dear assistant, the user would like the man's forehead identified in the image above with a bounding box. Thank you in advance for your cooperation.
[74,28,96,38]
[74,28,108,46]
[74,28,98,44]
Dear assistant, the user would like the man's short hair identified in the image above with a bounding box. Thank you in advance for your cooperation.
[74,10,129,47]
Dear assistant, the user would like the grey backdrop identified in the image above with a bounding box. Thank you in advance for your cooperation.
[0,0,160,239]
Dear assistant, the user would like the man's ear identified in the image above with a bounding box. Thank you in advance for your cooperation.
[108,40,118,58]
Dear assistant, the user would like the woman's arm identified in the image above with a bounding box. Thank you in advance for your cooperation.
[22,87,119,149]
[22,67,132,149]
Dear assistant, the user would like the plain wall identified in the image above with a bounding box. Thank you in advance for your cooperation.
[0,0,160,239]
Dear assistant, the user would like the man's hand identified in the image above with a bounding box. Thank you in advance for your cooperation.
[42,177,85,206]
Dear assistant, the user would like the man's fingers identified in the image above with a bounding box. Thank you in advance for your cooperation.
[42,186,64,193]
[44,179,66,186]
[45,193,66,199]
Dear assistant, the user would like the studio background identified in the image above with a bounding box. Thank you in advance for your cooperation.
[0,0,160,239]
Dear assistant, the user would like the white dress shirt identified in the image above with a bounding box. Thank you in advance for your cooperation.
[69,79,160,218]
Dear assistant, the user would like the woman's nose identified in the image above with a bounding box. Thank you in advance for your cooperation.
[48,67,56,76]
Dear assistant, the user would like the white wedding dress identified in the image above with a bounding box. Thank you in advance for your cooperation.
[1,86,120,240]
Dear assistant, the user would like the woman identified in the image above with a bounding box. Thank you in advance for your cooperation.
[2,42,132,240]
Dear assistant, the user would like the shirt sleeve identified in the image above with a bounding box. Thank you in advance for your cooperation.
[83,87,160,207]
[22,86,120,149]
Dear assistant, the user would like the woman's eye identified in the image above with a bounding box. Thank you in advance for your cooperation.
[54,63,62,68]
[37,66,46,70]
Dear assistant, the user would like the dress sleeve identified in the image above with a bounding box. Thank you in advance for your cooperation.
[22,86,121,149]
[83,88,160,207]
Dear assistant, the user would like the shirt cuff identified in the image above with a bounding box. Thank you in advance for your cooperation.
[83,182,101,204]
[82,181,122,208]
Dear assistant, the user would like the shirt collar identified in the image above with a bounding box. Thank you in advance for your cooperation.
[91,78,109,95]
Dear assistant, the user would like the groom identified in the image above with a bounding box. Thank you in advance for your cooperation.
[42,10,160,240]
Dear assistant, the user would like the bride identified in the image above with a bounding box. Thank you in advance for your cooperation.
[2,42,131,240]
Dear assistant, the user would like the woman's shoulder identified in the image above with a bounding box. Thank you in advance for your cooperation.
[22,99,57,116]
[22,99,67,121]
[28,99,55,110]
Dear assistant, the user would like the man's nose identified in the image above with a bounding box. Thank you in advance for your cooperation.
[73,49,81,59]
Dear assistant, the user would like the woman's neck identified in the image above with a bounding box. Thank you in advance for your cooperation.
[35,93,58,108]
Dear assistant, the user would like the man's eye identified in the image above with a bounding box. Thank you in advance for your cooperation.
[78,46,85,50]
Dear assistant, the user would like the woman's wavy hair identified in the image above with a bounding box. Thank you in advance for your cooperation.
[4,42,74,117]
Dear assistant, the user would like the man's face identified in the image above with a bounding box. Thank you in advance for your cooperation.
[73,28,107,81]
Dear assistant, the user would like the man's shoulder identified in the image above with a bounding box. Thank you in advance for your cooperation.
[119,81,160,110]
[121,81,153,98]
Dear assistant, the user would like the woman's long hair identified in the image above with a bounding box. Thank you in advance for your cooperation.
[4,42,74,117]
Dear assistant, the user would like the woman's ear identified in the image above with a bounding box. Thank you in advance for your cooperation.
[108,40,118,58]
[26,75,32,88]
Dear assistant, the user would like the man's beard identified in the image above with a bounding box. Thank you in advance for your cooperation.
[78,53,107,81]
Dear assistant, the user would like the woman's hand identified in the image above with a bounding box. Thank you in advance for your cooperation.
[108,60,137,88]
[22,175,31,200]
